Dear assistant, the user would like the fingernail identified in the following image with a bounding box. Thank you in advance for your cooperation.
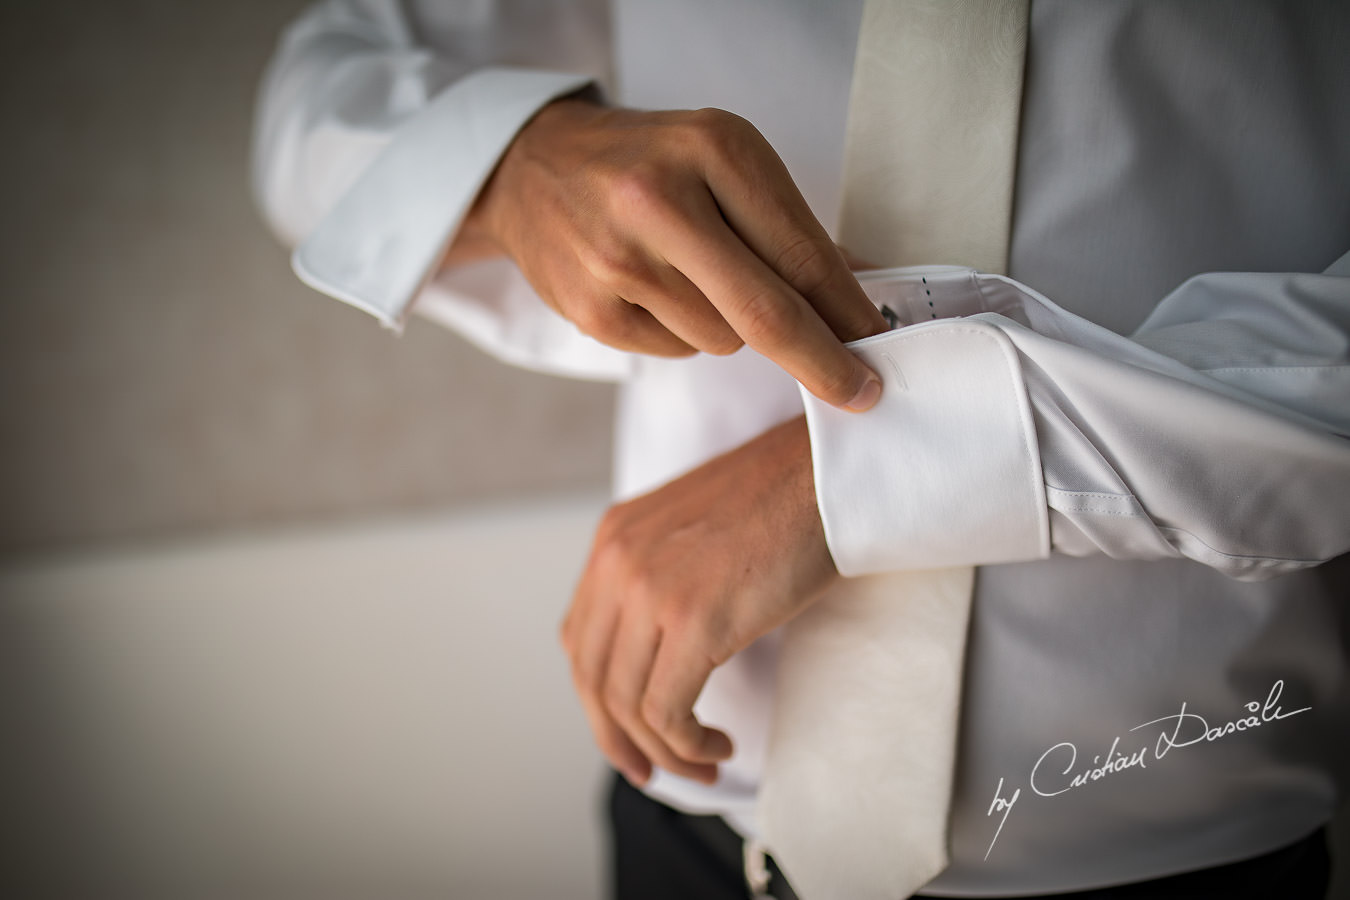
[844,375,882,412]
[621,767,648,788]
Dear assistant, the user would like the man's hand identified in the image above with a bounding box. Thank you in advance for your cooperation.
[453,97,888,411]
[560,416,837,786]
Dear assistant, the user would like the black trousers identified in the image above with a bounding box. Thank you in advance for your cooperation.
[608,771,1331,900]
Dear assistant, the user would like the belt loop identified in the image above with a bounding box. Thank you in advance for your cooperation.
[743,837,776,899]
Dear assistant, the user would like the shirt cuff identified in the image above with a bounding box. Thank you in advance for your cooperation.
[800,318,1051,576]
[291,66,594,331]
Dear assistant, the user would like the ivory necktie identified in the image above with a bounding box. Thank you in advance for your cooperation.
[756,2,1029,898]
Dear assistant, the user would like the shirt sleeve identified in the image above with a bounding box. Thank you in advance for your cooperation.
[251,0,634,381]
[801,253,1350,581]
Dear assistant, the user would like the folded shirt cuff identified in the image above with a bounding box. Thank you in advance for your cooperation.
[292,66,594,331]
[800,316,1050,575]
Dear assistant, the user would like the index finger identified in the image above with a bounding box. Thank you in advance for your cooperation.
[659,203,883,412]
[702,136,890,348]
[639,633,733,773]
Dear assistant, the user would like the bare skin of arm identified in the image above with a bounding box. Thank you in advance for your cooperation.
[445,96,881,784]
[562,415,832,786]
[449,95,887,409]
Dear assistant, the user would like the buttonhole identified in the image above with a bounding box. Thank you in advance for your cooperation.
[881,352,907,391]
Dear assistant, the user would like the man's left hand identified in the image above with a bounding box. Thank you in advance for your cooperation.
[560,415,837,787]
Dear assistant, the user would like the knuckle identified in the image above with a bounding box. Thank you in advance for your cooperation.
[703,630,736,668]
[685,108,770,172]
[664,596,702,635]
[663,728,699,760]
[579,299,665,353]
[578,243,649,290]
[733,287,800,349]
[567,297,612,339]
[690,106,736,127]
[772,236,834,296]
[602,682,632,718]
[682,306,744,356]
[650,587,694,632]
[684,107,750,151]
[684,617,733,670]
[606,165,671,221]
[625,575,666,625]
[702,330,745,357]
[591,523,634,578]
[640,694,675,733]
[569,297,642,349]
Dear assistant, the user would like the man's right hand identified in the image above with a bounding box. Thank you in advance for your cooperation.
[450,96,888,411]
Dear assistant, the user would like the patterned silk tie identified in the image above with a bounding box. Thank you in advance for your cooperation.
[757,2,1030,898]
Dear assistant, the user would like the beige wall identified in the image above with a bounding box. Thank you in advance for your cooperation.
[1,3,1344,897]
[0,495,610,899]
[0,0,615,556]
[0,4,617,895]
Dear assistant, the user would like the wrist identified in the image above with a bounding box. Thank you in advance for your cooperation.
[443,94,606,269]
[461,96,606,259]
[774,415,840,585]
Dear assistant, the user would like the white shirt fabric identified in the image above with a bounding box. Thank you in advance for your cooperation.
[252,1,1350,895]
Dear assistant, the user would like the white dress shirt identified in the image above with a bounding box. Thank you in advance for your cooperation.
[253,1,1350,894]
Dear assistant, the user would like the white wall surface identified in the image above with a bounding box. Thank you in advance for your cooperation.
[0,494,612,899]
